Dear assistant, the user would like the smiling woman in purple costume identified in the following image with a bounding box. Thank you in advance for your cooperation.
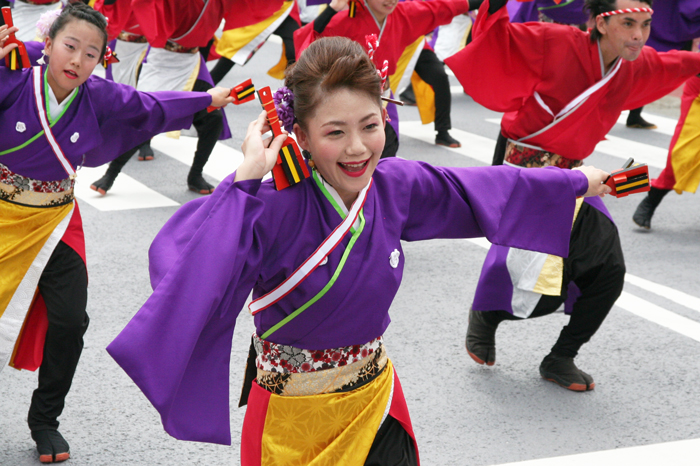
[0,4,233,463]
[107,36,612,465]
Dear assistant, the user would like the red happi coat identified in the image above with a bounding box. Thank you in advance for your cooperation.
[444,0,700,160]
[294,0,470,76]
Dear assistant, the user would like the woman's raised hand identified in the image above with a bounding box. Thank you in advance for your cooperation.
[236,110,288,182]
[0,25,19,61]
[573,165,612,198]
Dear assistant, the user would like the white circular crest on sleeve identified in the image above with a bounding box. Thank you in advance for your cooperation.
[389,249,400,268]
[70,132,80,143]
[16,122,26,132]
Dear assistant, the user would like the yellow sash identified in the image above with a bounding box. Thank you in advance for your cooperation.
[261,360,395,465]
[0,199,73,369]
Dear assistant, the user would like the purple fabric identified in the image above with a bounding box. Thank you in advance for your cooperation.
[646,0,700,52]
[511,0,587,25]
[107,159,589,444]
[472,195,613,315]
[0,66,212,181]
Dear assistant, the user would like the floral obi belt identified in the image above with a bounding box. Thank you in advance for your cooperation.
[0,163,74,207]
[252,334,388,397]
[505,140,583,169]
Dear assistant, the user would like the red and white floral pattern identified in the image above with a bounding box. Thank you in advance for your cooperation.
[254,334,383,374]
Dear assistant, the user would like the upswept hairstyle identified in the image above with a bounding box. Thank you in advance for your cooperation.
[585,0,653,42]
[49,3,109,60]
[284,36,382,130]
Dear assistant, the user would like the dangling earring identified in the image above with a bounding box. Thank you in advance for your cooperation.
[37,50,47,65]
[302,149,315,169]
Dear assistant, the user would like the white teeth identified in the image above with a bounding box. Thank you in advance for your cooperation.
[339,161,368,171]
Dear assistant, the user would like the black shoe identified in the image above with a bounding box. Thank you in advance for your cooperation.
[632,187,670,230]
[539,352,594,391]
[632,195,655,229]
[466,308,497,366]
[89,172,117,195]
[626,114,657,130]
[137,141,155,161]
[435,131,461,148]
[187,173,215,195]
[32,430,70,463]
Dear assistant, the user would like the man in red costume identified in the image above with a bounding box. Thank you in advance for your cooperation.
[445,0,700,391]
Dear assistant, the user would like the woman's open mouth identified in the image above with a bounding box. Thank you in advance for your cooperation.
[338,158,370,178]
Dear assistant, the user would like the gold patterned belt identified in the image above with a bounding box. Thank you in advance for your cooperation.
[117,31,148,44]
[505,140,583,169]
[0,164,74,207]
[253,334,388,397]
[164,41,199,54]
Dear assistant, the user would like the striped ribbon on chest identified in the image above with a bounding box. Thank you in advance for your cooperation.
[32,66,76,179]
[248,179,372,316]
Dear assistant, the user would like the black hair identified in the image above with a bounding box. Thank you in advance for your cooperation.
[48,3,108,60]
[584,0,653,42]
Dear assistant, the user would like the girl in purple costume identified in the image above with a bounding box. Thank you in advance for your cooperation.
[0,4,232,463]
[107,36,611,464]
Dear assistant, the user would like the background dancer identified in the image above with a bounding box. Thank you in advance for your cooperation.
[0,5,232,462]
[209,0,301,85]
[445,0,700,391]
[294,0,482,157]
[107,36,611,465]
[90,0,234,195]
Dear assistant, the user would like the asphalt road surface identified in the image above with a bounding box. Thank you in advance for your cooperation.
[2,38,699,466]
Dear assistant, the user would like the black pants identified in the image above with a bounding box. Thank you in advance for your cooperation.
[413,48,452,132]
[481,202,625,358]
[28,241,89,431]
[364,415,418,465]
[105,79,223,178]
[482,135,626,357]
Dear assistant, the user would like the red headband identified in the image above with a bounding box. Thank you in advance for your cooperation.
[597,8,653,19]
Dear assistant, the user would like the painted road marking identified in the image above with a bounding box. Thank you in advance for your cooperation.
[493,437,700,466]
[617,110,678,136]
[74,166,179,211]
[151,134,244,182]
[399,120,494,164]
[464,238,700,344]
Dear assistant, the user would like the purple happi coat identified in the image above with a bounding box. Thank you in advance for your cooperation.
[107,158,589,445]
[0,65,212,181]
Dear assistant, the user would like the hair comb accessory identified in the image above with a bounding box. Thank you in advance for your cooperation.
[36,8,61,41]
[102,45,120,68]
[273,86,295,133]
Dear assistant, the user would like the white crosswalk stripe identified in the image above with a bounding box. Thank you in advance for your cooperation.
[151,134,244,182]
[74,166,179,211]
[493,437,700,466]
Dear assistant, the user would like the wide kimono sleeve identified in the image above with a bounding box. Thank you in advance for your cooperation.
[106,176,268,445]
[83,77,212,167]
[393,160,589,257]
[623,48,700,111]
[444,0,547,112]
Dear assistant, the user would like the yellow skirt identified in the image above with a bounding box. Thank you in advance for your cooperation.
[242,360,397,466]
[0,198,74,371]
